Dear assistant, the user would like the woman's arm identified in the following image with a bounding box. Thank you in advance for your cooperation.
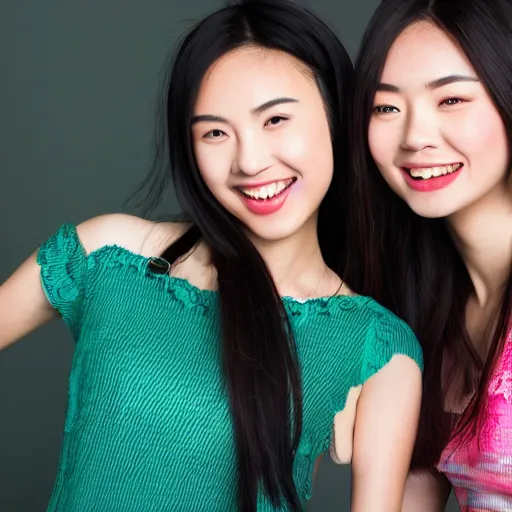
[351,354,422,511]
[0,252,56,350]
[0,214,159,350]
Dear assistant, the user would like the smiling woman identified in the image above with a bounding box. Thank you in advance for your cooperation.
[191,94,302,217]
[367,21,507,218]
[350,0,512,510]
[0,0,424,511]
[191,47,333,241]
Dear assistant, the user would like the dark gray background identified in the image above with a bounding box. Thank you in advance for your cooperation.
[0,1,459,510]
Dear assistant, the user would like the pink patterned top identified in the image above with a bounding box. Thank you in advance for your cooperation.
[437,330,512,511]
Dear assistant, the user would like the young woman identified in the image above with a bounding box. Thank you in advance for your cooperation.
[0,1,423,510]
[350,0,512,510]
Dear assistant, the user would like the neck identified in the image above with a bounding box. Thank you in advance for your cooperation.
[447,179,512,306]
[248,213,338,299]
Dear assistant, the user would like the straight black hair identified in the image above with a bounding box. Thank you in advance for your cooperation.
[348,0,512,470]
[129,0,353,509]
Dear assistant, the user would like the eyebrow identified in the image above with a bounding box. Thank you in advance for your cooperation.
[427,75,479,89]
[252,97,298,114]
[376,74,480,93]
[190,97,298,125]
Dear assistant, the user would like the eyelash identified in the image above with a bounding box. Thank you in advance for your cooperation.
[265,115,288,126]
[440,97,465,106]
[372,105,398,114]
[372,97,466,115]
[203,115,289,139]
[203,129,225,139]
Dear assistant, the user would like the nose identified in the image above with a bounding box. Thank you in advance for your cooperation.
[400,107,438,152]
[233,131,272,176]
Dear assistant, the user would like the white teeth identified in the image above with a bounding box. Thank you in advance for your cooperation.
[240,179,293,200]
[408,163,462,180]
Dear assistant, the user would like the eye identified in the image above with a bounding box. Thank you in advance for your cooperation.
[265,115,288,127]
[204,129,226,139]
[372,105,399,114]
[440,97,465,107]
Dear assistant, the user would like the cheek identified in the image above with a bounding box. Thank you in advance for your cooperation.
[368,120,397,172]
[278,120,333,181]
[276,123,316,160]
[194,143,230,190]
[455,106,509,170]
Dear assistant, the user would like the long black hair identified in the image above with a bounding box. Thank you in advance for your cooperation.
[129,0,353,509]
[347,0,512,471]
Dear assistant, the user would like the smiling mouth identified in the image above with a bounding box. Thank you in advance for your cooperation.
[404,163,463,180]
[237,178,296,200]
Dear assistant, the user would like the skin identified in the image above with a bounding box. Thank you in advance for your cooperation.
[369,22,509,222]
[368,20,512,510]
[0,47,421,511]
[192,47,334,246]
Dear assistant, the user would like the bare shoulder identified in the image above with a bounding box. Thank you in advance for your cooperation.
[76,214,192,257]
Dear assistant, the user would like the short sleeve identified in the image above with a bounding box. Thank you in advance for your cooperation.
[37,223,87,337]
[360,308,424,384]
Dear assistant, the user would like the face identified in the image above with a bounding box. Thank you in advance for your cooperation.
[368,21,509,219]
[191,47,333,242]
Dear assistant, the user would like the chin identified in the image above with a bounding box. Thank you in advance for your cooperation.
[406,200,458,219]
[243,216,309,244]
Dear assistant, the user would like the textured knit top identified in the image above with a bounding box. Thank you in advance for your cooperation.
[437,329,512,511]
[37,223,423,512]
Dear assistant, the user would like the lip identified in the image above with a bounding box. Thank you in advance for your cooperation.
[400,165,463,192]
[236,179,296,215]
